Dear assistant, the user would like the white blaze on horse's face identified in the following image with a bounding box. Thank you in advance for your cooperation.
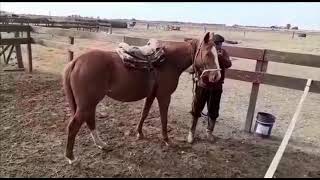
[208,45,221,83]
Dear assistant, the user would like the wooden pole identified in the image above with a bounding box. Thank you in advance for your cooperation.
[5,45,14,64]
[244,50,268,132]
[264,79,312,178]
[27,29,33,72]
[14,31,24,69]
[244,62,262,132]
[68,36,74,61]
[1,46,7,63]
[291,32,295,39]
[0,45,10,56]
[4,68,25,72]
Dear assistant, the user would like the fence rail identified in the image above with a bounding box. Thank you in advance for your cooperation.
[226,69,320,93]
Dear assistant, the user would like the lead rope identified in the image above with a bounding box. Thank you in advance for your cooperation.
[191,39,203,103]
[191,42,200,104]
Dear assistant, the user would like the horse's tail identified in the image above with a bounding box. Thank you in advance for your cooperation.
[63,59,77,115]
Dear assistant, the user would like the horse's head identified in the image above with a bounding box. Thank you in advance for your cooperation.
[185,32,221,84]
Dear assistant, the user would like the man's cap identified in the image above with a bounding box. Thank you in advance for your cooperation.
[213,34,225,43]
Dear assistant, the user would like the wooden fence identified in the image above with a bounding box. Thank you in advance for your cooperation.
[0,25,33,72]
[0,17,113,32]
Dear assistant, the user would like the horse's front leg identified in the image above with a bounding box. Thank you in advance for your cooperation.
[188,116,199,144]
[188,85,207,143]
[157,95,171,146]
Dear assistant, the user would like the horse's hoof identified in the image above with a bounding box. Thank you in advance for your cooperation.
[161,137,171,146]
[163,140,173,147]
[187,132,194,144]
[65,156,77,165]
[136,133,144,140]
[206,133,215,142]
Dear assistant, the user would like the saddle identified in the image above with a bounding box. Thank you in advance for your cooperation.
[116,39,165,70]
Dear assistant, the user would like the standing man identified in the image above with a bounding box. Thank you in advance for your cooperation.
[188,34,232,143]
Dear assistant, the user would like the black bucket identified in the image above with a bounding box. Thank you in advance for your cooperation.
[254,112,276,138]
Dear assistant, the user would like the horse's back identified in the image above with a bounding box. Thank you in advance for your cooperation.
[72,49,155,102]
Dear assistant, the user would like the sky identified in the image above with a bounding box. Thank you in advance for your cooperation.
[1,2,320,30]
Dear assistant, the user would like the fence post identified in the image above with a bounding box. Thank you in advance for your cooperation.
[109,25,112,34]
[68,36,74,62]
[14,31,24,69]
[1,45,8,63]
[292,32,295,39]
[27,28,33,72]
[244,49,268,132]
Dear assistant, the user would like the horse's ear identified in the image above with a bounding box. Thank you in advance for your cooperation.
[210,32,215,39]
[203,32,210,44]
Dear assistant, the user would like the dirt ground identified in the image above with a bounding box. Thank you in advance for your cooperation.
[1,24,320,178]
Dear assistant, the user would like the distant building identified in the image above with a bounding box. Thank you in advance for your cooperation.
[286,24,291,29]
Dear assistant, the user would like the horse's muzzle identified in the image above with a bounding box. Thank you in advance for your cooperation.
[201,69,221,83]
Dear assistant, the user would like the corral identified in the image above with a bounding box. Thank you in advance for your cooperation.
[1,22,320,178]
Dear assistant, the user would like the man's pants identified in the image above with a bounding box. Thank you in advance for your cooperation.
[191,84,223,132]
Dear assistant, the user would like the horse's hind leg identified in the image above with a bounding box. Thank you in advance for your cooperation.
[157,95,171,146]
[136,94,156,139]
[65,111,84,164]
[65,108,106,164]
[85,107,107,149]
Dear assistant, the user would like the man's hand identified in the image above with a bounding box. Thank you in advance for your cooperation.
[217,50,223,59]
[220,49,232,69]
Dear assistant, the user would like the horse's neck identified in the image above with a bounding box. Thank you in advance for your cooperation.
[180,52,193,72]
[165,41,195,73]
[178,40,198,72]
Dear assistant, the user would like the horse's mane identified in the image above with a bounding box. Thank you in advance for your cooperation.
[184,38,200,57]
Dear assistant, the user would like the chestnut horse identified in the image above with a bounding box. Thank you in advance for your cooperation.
[63,32,221,164]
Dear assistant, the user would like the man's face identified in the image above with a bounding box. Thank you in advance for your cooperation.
[214,41,223,51]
